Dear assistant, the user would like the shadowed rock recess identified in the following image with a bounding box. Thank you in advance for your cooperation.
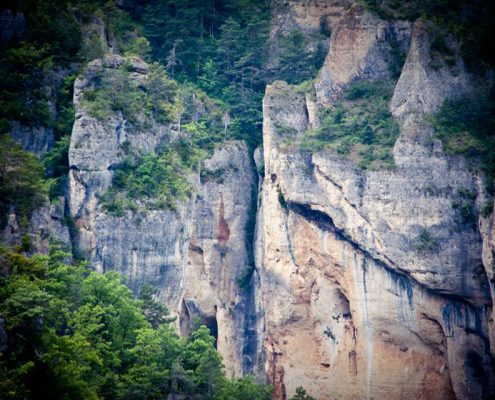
[60,2,495,400]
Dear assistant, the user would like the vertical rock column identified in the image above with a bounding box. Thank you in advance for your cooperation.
[180,141,261,377]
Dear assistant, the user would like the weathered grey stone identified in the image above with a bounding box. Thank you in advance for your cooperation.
[180,141,259,376]
[315,4,412,104]
[390,20,472,118]
[1,197,71,255]
[10,122,55,156]
[68,54,263,378]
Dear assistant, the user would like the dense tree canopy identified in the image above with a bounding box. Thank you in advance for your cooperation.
[0,246,273,399]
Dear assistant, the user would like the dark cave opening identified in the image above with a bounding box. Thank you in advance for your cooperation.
[203,315,219,349]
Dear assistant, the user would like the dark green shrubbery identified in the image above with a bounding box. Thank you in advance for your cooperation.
[101,117,227,215]
[0,246,272,400]
[82,61,178,128]
[300,81,399,170]
[278,30,327,85]
[289,386,316,400]
[431,93,495,194]
[0,135,48,227]
[0,0,82,130]
[101,151,191,216]
[416,229,439,253]
[360,0,495,72]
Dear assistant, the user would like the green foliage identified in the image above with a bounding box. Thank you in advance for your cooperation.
[138,284,175,329]
[221,375,272,399]
[278,188,288,211]
[100,81,232,214]
[430,94,495,193]
[345,80,382,100]
[82,60,178,127]
[300,81,399,170]
[481,200,494,217]
[416,229,439,253]
[237,266,256,290]
[289,386,316,400]
[360,0,495,71]
[20,234,32,253]
[0,0,154,134]
[101,150,191,215]
[278,30,325,85]
[138,0,272,149]
[0,0,82,129]
[145,62,179,123]
[452,200,476,226]
[0,247,272,399]
[0,135,48,226]
[43,136,70,199]
[428,28,456,69]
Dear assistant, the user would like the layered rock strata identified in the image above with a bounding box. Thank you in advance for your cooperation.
[257,3,494,399]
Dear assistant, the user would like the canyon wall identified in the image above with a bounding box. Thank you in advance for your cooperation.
[257,3,494,399]
[68,54,262,377]
[64,1,495,399]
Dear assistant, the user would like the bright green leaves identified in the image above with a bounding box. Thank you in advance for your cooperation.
[289,386,316,400]
[82,60,179,128]
[0,248,273,399]
[101,150,192,215]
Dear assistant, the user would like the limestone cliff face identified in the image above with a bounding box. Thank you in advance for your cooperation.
[69,55,187,307]
[1,197,71,255]
[180,142,262,376]
[65,2,495,398]
[68,55,261,376]
[315,4,411,103]
[258,3,494,400]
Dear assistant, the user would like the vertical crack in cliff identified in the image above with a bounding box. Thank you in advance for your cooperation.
[353,255,373,400]
[241,157,263,376]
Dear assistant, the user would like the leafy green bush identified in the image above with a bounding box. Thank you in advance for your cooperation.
[299,81,399,170]
[101,151,191,215]
[0,135,48,226]
[0,246,272,399]
[416,229,439,253]
[431,94,495,193]
[82,61,178,128]
[101,112,230,215]
[43,136,70,199]
[290,386,316,400]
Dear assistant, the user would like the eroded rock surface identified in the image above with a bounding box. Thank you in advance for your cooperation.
[258,3,494,399]
[180,141,262,376]
[1,197,71,255]
[68,55,262,375]
[66,3,495,398]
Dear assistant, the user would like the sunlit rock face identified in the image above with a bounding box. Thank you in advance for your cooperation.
[69,54,188,306]
[257,2,494,399]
